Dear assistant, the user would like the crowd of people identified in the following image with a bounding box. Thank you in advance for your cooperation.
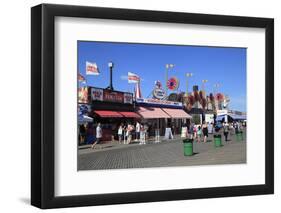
[117,122,150,145]
[186,121,245,143]
[87,121,152,149]
[79,120,246,149]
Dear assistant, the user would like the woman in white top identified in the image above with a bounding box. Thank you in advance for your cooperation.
[118,124,123,144]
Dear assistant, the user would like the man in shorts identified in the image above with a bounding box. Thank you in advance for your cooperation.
[91,123,102,149]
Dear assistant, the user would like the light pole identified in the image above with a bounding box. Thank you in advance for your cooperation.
[107,61,114,90]
[202,79,208,97]
[212,83,220,124]
[165,64,175,95]
[213,83,220,95]
[186,73,193,96]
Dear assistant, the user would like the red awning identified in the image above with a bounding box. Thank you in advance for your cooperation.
[161,108,192,119]
[119,111,141,118]
[94,110,123,118]
[136,107,170,119]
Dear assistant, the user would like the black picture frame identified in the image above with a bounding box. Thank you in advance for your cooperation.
[31,3,274,209]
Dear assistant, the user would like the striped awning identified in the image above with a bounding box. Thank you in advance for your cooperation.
[136,107,170,119]
[161,108,192,119]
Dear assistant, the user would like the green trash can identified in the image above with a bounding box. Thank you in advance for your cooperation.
[183,139,193,156]
[236,131,243,142]
[214,134,222,147]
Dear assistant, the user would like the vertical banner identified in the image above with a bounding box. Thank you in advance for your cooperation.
[78,87,89,103]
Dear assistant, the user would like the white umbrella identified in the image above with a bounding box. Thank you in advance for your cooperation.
[78,115,93,124]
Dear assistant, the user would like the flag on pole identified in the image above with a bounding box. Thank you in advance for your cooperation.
[86,61,99,75]
[78,73,86,83]
[128,72,140,83]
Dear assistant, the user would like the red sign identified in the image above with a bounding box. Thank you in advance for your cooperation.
[103,90,124,103]
[167,77,179,91]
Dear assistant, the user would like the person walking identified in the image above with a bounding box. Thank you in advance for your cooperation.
[135,121,140,141]
[118,124,123,144]
[229,122,234,135]
[234,121,239,134]
[223,122,229,142]
[193,124,197,140]
[202,122,208,143]
[91,123,102,149]
[197,125,202,143]
[139,124,146,145]
[189,123,194,139]
[126,123,134,144]
[79,124,86,145]
[184,123,189,139]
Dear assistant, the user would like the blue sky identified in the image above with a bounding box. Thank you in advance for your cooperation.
[78,41,246,112]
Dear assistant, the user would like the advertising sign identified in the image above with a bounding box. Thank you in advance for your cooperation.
[91,87,103,101]
[90,87,133,104]
[167,77,179,91]
[205,114,214,123]
[124,92,133,104]
[103,90,124,103]
[136,98,182,107]
[153,88,166,100]
[78,87,88,103]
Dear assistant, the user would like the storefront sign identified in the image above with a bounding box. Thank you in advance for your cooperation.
[90,87,133,104]
[103,90,124,103]
[78,87,88,103]
[124,92,133,104]
[228,110,245,115]
[91,88,103,101]
[136,98,182,107]
[153,88,166,100]
[217,109,228,116]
